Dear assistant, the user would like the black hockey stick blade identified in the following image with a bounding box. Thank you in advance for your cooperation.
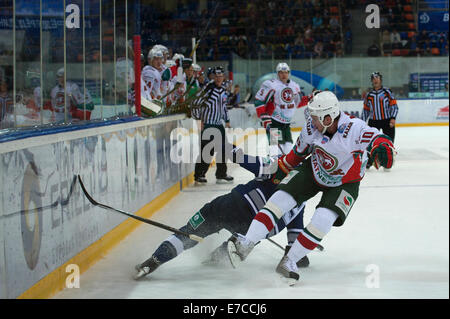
[77,175,203,242]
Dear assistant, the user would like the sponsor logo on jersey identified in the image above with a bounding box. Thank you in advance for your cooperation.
[189,211,205,229]
[343,122,353,138]
[314,146,338,172]
[335,190,355,216]
[338,123,347,133]
[280,87,294,103]
[321,136,330,144]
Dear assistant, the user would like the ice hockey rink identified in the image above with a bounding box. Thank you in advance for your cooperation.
[54,126,449,299]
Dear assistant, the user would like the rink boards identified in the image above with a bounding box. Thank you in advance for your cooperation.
[0,114,196,299]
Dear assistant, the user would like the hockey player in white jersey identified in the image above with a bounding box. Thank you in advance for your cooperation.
[227,91,396,283]
[141,48,164,101]
[152,44,170,98]
[50,68,94,122]
[254,62,305,156]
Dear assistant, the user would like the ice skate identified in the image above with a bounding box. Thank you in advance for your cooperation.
[226,233,255,268]
[276,255,300,286]
[133,256,161,280]
[284,245,309,268]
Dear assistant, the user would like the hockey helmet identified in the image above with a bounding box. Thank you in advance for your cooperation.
[276,62,290,73]
[56,67,64,77]
[370,71,382,81]
[192,63,202,72]
[153,44,169,57]
[172,53,184,64]
[307,91,340,133]
[148,48,163,60]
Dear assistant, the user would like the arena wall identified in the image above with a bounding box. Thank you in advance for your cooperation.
[0,114,196,298]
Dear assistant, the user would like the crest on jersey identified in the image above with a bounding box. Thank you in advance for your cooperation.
[314,146,338,172]
[280,87,294,103]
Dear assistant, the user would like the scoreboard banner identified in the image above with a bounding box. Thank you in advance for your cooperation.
[418,11,449,31]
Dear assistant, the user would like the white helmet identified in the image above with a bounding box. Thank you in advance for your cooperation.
[153,44,169,58]
[276,62,290,73]
[192,63,201,72]
[172,53,184,64]
[307,91,340,133]
[148,48,163,60]
[56,67,64,77]
[165,59,176,67]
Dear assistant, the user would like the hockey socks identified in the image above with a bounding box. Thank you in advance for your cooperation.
[245,190,298,243]
[287,207,338,263]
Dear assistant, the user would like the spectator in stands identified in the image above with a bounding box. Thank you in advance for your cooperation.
[314,40,325,58]
[344,28,353,55]
[367,41,381,57]
[438,37,448,56]
[418,30,429,47]
[312,12,323,29]
[422,39,433,56]
[408,35,420,56]
[329,16,339,31]
[390,29,402,49]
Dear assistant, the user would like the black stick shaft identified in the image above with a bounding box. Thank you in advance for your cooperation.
[78,175,203,242]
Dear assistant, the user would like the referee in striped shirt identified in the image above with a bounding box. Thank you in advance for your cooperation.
[193,66,234,184]
[362,72,398,170]
[362,72,399,142]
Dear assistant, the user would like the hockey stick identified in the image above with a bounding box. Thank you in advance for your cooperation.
[1,174,77,219]
[77,175,203,242]
[268,237,324,252]
[188,2,220,59]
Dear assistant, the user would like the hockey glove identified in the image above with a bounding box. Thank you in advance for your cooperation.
[270,155,294,184]
[367,135,396,169]
[260,113,272,129]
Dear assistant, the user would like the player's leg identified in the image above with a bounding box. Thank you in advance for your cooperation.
[134,191,245,279]
[227,160,320,265]
[279,182,360,280]
[279,124,294,155]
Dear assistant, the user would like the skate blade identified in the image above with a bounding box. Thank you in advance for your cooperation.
[227,240,242,268]
[279,274,299,287]
[133,270,148,281]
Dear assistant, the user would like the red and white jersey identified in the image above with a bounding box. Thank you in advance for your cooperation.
[255,78,301,124]
[50,82,93,121]
[292,111,382,187]
[141,65,162,100]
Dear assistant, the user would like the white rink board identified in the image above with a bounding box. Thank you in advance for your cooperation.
[54,126,449,299]
[290,99,449,129]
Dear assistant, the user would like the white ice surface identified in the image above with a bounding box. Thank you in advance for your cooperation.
[54,126,449,299]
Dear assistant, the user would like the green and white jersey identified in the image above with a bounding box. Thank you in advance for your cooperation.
[293,112,382,187]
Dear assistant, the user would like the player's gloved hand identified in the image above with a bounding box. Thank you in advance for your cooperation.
[260,113,271,129]
[270,155,293,184]
[368,135,396,169]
